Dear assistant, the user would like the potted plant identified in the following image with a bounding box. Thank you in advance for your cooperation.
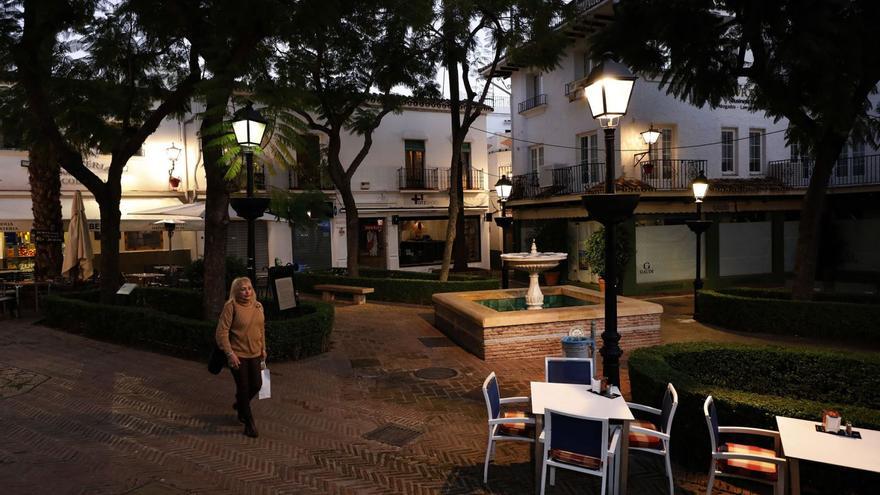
[169,176,181,189]
[534,220,567,286]
[581,225,632,293]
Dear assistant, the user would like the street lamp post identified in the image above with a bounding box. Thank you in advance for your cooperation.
[580,53,638,388]
[493,175,513,289]
[685,171,711,317]
[230,102,269,284]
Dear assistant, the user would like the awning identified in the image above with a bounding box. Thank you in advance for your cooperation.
[0,196,203,232]
[129,200,275,222]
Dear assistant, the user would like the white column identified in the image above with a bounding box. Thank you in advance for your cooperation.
[386,215,400,270]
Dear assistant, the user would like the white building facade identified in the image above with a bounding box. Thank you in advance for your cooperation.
[499,1,880,293]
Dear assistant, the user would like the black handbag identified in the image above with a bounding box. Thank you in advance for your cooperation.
[208,344,226,375]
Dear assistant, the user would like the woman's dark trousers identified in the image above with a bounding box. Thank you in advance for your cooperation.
[231,357,262,433]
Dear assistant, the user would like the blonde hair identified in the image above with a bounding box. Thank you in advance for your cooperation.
[227,276,255,304]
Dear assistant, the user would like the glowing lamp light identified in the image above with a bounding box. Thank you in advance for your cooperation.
[232,101,267,148]
[584,53,637,128]
[692,171,709,203]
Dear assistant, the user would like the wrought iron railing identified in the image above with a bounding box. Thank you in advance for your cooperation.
[551,162,605,195]
[497,164,512,178]
[517,94,547,113]
[509,172,540,200]
[398,167,440,190]
[767,154,880,188]
[289,168,333,190]
[638,159,707,190]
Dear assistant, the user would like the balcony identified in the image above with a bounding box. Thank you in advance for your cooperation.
[518,94,547,114]
[767,154,880,189]
[399,168,441,190]
[637,159,707,191]
[289,168,333,190]
[551,162,605,195]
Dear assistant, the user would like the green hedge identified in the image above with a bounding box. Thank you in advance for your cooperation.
[296,269,499,305]
[628,343,880,474]
[43,289,334,362]
[719,286,880,305]
[696,290,880,343]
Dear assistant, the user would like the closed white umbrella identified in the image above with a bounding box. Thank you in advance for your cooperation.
[62,191,94,280]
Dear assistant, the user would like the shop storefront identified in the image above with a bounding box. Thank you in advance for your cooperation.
[398,216,481,267]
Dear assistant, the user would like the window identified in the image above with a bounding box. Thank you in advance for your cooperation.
[254,163,266,191]
[650,128,673,178]
[531,73,544,98]
[721,128,737,174]
[460,142,473,188]
[290,134,322,189]
[399,217,481,266]
[579,133,600,183]
[529,146,544,174]
[404,139,426,186]
[123,231,164,252]
[851,139,866,176]
[748,129,764,173]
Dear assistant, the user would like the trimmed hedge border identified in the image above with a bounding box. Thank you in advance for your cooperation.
[628,343,880,473]
[696,289,880,343]
[43,289,334,362]
[296,270,499,305]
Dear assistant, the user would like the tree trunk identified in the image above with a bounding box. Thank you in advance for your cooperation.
[339,181,360,277]
[97,189,122,303]
[439,50,463,282]
[791,135,847,301]
[201,92,234,319]
[28,142,63,280]
[452,197,468,270]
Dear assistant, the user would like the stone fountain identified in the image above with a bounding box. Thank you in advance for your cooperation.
[501,240,567,310]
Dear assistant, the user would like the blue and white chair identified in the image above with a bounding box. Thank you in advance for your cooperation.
[703,396,786,495]
[540,409,621,495]
[481,372,534,484]
[626,383,679,494]
[545,357,593,385]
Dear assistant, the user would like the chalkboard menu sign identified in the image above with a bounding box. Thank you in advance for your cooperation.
[32,229,63,243]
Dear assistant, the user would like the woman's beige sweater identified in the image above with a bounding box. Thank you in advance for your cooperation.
[215,299,265,358]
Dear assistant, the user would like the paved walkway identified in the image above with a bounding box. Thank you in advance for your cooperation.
[0,296,814,495]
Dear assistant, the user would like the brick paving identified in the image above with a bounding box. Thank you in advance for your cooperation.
[0,298,782,495]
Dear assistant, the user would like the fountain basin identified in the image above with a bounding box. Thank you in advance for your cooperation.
[433,285,662,361]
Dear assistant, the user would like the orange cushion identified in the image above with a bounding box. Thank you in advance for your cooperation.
[497,411,534,437]
[628,419,663,449]
[717,442,778,481]
[549,448,602,470]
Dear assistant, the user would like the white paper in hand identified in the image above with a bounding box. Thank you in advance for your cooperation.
[259,368,271,399]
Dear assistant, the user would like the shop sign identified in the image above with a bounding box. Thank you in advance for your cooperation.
[0,221,19,232]
[88,220,101,231]
[32,229,63,243]
[639,261,655,275]
[60,160,109,189]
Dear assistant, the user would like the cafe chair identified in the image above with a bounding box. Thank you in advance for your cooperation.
[481,372,534,484]
[540,409,620,495]
[703,396,786,495]
[626,383,679,495]
[544,357,593,385]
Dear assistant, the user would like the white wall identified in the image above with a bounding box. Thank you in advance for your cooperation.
[719,222,772,276]
[509,38,797,181]
[266,221,293,266]
[635,224,704,283]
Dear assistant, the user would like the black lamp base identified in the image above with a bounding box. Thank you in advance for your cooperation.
[686,219,712,235]
[581,193,640,226]
[230,197,271,220]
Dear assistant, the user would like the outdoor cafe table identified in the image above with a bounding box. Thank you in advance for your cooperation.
[776,416,880,495]
[4,279,52,312]
[530,381,635,495]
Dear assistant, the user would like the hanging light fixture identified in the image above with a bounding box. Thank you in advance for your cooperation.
[641,125,660,146]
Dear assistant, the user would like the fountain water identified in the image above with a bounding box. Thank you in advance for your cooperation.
[500,240,567,310]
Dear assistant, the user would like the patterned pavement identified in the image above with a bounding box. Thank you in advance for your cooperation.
[0,300,763,495]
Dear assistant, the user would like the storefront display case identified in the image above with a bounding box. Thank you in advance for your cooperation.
[2,231,36,271]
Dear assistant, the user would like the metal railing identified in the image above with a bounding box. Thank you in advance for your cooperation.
[638,159,707,190]
[510,172,541,200]
[289,168,333,190]
[485,95,510,111]
[551,162,605,195]
[767,154,880,188]
[398,167,440,190]
[518,94,547,113]
[497,164,512,178]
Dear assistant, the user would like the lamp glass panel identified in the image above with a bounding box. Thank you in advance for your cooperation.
[603,78,634,115]
[232,120,251,145]
[248,121,266,146]
[584,82,606,118]
[641,129,660,145]
[496,183,512,200]
[165,144,181,161]
[693,181,709,201]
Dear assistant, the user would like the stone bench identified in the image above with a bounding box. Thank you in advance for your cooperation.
[314,284,375,305]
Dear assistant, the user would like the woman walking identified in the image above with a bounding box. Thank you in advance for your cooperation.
[216,276,266,438]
